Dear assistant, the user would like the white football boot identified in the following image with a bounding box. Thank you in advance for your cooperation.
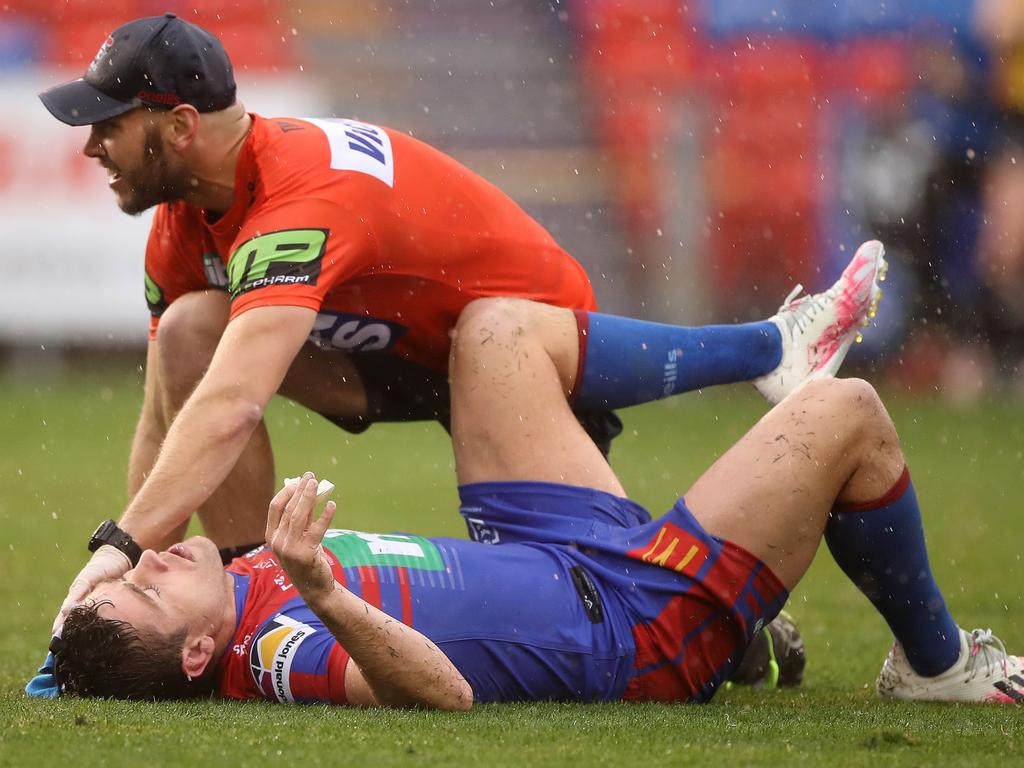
[876,628,1024,704]
[753,240,888,404]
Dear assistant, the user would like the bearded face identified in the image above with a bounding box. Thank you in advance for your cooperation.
[118,122,193,214]
[92,111,194,215]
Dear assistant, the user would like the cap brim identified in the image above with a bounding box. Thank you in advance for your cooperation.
[38,78,136,126]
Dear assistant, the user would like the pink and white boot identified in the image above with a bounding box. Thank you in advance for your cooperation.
[754,240,887,404]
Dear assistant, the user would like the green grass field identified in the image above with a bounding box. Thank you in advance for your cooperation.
[2,362,1022,767]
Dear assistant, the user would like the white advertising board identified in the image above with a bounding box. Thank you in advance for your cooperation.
[0,70,321,345]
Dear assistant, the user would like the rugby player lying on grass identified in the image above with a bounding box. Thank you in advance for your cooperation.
[27,240,891,699]
[47,293,1024,706]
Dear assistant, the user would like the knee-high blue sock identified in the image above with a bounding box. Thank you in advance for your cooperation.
[824,467,961,677]
[570,311,781,411]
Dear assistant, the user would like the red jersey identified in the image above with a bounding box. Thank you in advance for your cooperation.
[144,115,596,371]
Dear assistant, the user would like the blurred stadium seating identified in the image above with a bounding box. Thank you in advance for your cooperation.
[567,0,979,319]
[0,0,1011,386]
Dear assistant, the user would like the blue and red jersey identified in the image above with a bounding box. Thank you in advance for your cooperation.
[215,484,787,705]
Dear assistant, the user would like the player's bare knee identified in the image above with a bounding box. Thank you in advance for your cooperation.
[794,377,878,442]
[843,378,902,464]
[837,377,891,431]
[456,298,530,334]
[811,377,899,458]
[451,298,532,361]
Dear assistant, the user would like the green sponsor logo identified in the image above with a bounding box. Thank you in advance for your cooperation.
[144,271,167,315]
[321,529,445,571]
[228,228,327,298]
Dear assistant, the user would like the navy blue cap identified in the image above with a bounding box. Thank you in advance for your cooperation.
[39,13,236,126]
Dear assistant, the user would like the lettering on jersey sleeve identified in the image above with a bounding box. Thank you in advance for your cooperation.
[304,118,395,188]
[144,270,168,316]
[228,228,327,298]
[322,529,445,572]
[249,613,316,702]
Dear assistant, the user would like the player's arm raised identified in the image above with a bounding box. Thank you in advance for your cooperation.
[267,474,473,711]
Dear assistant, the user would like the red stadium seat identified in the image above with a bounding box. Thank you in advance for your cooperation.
[824,37,912,104]
[703,38,820,100]
[137,0,280,25]
[44,16,127,67]
[3,0,141,20]
[194,17,293,71]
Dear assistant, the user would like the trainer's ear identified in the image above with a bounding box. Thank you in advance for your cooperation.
[164,104,201,151]
[181,634,216,680]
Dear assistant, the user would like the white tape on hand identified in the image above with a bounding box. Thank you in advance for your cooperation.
[284,476,336,499]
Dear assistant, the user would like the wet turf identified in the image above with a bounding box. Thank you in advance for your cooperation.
[3,365,1022,767]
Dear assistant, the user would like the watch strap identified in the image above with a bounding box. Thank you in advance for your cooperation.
[88,519,143,566]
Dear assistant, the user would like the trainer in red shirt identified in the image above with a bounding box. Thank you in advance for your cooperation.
[38,13,609,621]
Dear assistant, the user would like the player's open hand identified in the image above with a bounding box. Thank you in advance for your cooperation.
[266,472,337,601]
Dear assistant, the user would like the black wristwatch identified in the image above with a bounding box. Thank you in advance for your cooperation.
[88,519,143,566]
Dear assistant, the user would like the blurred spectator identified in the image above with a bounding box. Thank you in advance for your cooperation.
[972,0,1024,391]
[843,8,1024,403]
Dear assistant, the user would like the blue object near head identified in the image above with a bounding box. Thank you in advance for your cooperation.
[25,652,59,699]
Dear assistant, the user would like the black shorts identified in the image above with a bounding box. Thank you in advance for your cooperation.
[317,354,624,459]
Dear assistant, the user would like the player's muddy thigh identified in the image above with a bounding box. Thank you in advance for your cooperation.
[448,297,625,496]
[684,377,906,589]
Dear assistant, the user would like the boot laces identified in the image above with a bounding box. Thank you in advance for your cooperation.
[778,284,836,335]
[965,628,1010,680]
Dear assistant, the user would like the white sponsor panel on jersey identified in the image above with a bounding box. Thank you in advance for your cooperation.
[304,118,395,188]
[0,71,319,344]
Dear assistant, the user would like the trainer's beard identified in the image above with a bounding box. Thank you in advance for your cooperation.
[117,125,193,216]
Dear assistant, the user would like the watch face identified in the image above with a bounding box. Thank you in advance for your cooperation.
[89,520,116,549]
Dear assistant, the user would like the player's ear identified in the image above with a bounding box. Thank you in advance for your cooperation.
[181,634,216,680]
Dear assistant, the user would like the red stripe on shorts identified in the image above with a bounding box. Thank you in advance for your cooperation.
[623,540,787,702]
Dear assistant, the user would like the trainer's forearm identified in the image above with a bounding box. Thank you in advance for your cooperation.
[307,585,473,710]
[127,410,163,499]
[119,385,262,547]
[128,340,168,499]
[117,307,315,548]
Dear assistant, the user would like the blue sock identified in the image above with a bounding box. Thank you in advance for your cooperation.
[571,311,782,411]
[824,468,961,677]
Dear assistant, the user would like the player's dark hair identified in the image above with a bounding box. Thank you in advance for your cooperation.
[54,601,212,700]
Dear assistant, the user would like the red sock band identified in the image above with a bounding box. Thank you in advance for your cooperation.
[834,465,911,514]
[568,309,589,404]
